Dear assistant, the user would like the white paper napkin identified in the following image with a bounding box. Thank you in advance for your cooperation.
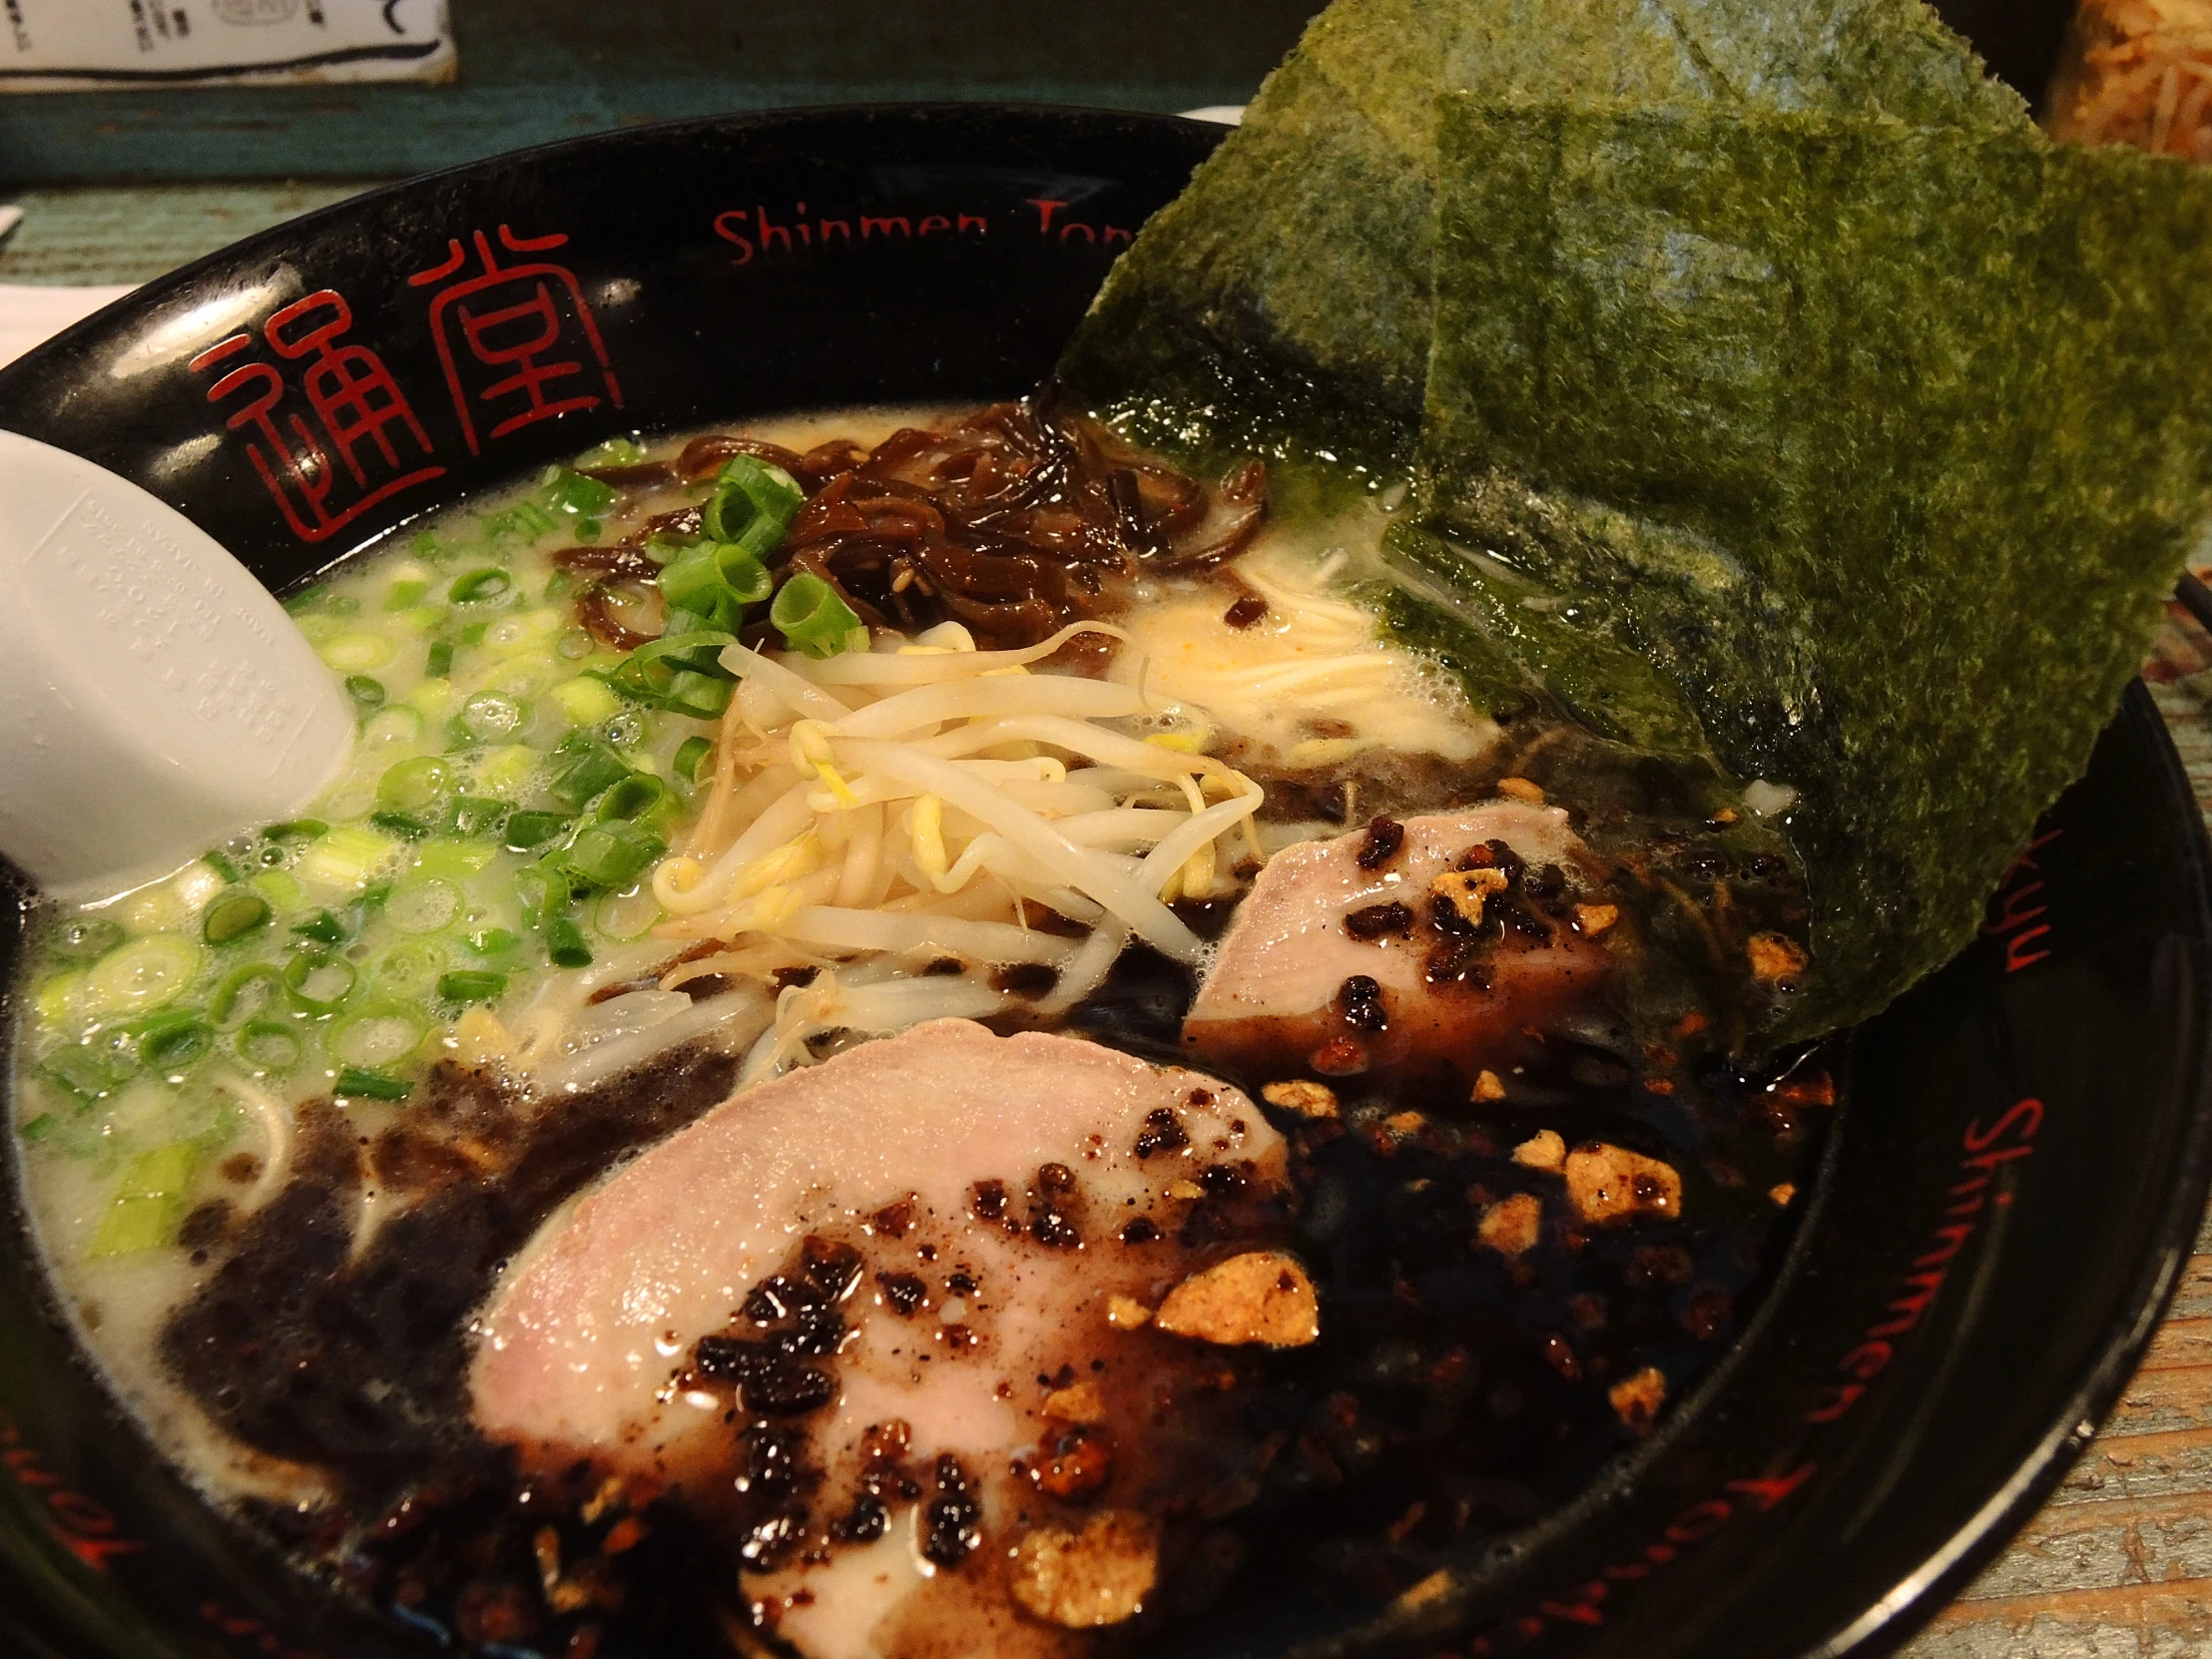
[0,282,137,371]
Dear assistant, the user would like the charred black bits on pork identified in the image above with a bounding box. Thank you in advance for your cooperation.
[944,1269,979,1297]
[870,1199,913,1238]
[1121,1216,1160,1245]
[734,1422,800,1499]
[921,956,965,977]
[746,1365,835,1415]
[1428,891,1478,939]
[876,1272,927,1317]
[767,965,820,993]
[1133,1107,1190,1159]
[1356,817,1405,871]
[744,1276,798,1324]
[1337,974,1388,1033]
[696,1337,835,1413]
[1345,901,1414,941]
[921,1455,983,1567]
[1198,1163,1248,1197]
[778,1305,846,1358]
[801,1235,863,1302]
[1030,1162,1083,1248]
[991,961,1059,997]
[830,1493,889,1544]
[970,1180,1008,1221]
[740,1508,806,1569]
[1426,939,1494,989]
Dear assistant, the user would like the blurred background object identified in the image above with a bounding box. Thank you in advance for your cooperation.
[0,0,1315,184]
[2046,0,2212,157]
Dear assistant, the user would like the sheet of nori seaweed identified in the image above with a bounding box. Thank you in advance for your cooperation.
[1057,0,2018,466]
[1058,0,2212,1037]
[1416,105,2212,1034]
[1056,0,1453,467]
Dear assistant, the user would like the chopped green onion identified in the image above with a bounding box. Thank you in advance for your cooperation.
[771,572,865,659]
[281,950,356,1015]
[543,466,618,518]
[91,1143,202,1257]
[48,917,125,963]
[19,1114,57,1145]
[662,668,733,719]
[560,822,665,890]
[576,517,602,543]
[410,839,497,882]
[515,862,572,928]
[382,578,429,611]
[702,454,806,549]
[369,811,430,839]
[202,848,244,884]
[502,811,570,852]
[134,1009,213,1071]
[372,940,447,998]
[455,691,528,744]
[345,675,388,709]
[330,1003,428,1068]
[577,435,643,467]
[283,586,327,614]
[554,674,623,727]
[39,1040,133,1104]
[425,640,455,679]
[377,756,456,816]
[546,916,593,968]
[659,540,773,625]
[236,1019,301,1071]
[467,927,520,958]
[203,890,272,946]
[449,566,512,604]
[264,819,327,842]
[294,823,398,891]
[548,736,630,809]
[482,501,558,545]
[212,964,282,1026]
[446,796,507,838]
[290,909,349,946]
[334,1067,412,1103]
[674,736,712,783]
[384,877,461,935]
[438,970,508,1004]
[87,935,201,1015]
[594,773,669,825]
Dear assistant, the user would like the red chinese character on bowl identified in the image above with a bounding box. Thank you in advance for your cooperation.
[188,289,445,545]
[408,225,626,455]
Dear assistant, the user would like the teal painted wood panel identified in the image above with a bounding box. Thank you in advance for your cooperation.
[0,182,379,282]
[0,0,1312,184]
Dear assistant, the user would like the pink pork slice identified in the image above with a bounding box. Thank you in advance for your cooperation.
[471,1019,1290,1657]
[1185,802,1613,1087]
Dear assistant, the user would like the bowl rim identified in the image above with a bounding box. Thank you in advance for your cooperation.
[0,99,2208,1659]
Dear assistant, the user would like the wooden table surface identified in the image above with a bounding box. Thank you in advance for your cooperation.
[6,179,2212,1659]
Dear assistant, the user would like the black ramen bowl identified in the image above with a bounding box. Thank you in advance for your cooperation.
[3,61,2210,1659]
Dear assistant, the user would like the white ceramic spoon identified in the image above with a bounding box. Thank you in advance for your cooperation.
[0,430,353,896]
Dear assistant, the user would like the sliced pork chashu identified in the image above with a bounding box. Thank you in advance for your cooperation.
[1185,802,1615,1088]
[470,1018,1306,1658]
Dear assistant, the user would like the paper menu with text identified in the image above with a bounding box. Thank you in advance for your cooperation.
[1,0,453,90]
